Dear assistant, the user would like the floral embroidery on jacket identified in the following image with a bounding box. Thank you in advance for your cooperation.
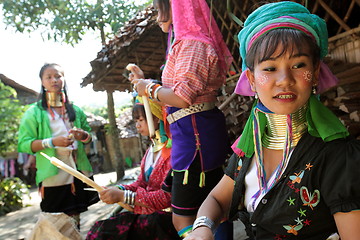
[300,187,320,210]
[283,224,303,235]
[282,163,319,235]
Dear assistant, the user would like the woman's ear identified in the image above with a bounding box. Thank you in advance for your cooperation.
[311,62,321,87]
[245,69,256,92]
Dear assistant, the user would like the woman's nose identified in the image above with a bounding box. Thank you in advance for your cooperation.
[277,69,295,87]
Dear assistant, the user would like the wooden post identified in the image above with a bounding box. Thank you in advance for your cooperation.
[107,90,125,181]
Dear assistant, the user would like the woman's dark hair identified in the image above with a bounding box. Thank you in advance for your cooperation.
[246,28,321,72]
[132,103,160,131]
[153,0,170,22]
[38,63,76,122]
[132,104,146,121]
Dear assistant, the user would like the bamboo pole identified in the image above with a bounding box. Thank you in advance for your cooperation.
[142,96,155,138]
[40,152,133,212]
[317,0,351,32]
[219,92,237,111]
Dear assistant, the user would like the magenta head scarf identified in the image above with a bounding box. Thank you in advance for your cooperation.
[171,0,233,79]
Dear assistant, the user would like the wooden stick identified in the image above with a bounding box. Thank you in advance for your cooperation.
[125,63,155,139]
[142,95,155,138]
[219,92,237,111]
[40,152,133,211]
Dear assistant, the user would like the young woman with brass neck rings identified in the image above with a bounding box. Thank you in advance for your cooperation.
[18,63,97,230]
[128,0,234,238]
[185,2,360,240]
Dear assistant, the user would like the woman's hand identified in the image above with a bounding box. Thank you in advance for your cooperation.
[184,227,214,240]
[69,128,89,141]
[126,63,151,96]
[131,79,152,96]
[52,135,74,147]
[99,186,123,204]
[127,64,145,80]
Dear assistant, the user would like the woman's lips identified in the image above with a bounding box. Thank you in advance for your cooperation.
[274,93,297,101]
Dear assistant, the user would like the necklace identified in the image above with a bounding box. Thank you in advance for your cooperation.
[46,91,65,120]
[262,104,308,150]
[46,91,63,107]
[253,102,308,193]
[151,130,165,153]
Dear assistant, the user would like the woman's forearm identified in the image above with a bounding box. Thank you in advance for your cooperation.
[156,87,190,108]
[196,175,234,225]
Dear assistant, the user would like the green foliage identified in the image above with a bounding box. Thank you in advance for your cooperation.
[82,105,109,119]
[0,0,152,45]
[0,81,26,156]
[0,177,30,216]
[82,103,132,120]
[118,103,133,114]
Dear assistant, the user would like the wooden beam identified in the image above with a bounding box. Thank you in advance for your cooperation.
[337,0,356,34]
[311,1,319,14]
[329,26,360,42]
[317,0,352,32]
[219,92,237,111]
[212,7,232,32]
[139,40,165,67]
[232,0,247,20]
[106,90,125,181]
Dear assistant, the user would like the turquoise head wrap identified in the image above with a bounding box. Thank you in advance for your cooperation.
[234,1,338,96]
[238,1,328,71]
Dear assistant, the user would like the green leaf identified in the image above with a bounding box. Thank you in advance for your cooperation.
[0,0,149,45]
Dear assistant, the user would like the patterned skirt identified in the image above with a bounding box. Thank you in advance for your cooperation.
[86,210,180,240]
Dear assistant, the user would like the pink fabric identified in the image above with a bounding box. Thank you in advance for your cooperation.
[234,61,339,96]
[162,39,223,105]
[4,159,8,178]
[231,137,244,156]
[248,22,315,50]
[10,159,16,177]
[317,61,340,94]
[171,0,233,79]
[234,70,254,96]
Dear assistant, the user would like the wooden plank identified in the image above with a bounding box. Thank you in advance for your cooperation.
[337,0,355,34]
[329,26,360,42]
[311,1,319,13]
[318,0,352,32]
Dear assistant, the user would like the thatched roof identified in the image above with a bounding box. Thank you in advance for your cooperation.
[81,6,167,92]
[0,74,39,105]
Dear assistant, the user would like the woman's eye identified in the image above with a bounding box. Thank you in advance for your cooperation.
[263,67,275,72]
[293,63,306,69]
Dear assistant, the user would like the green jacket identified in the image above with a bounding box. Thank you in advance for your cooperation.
[18,101,93,185]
